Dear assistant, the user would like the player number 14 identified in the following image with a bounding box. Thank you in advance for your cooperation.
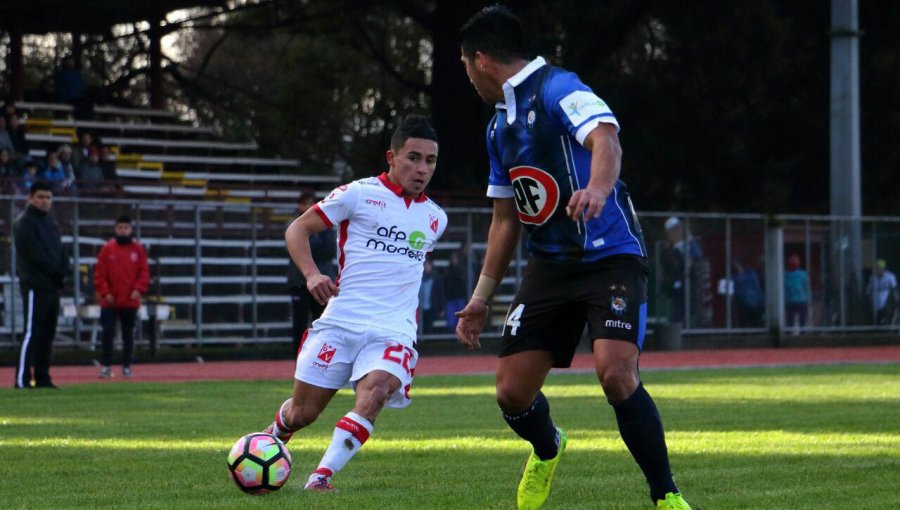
[504,304,525,336]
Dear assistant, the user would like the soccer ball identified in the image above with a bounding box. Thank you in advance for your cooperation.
[226,432,292,494]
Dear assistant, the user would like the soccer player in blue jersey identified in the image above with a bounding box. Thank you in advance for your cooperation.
[455,5,692,510]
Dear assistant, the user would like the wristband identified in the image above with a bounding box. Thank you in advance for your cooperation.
[472,275,498,303]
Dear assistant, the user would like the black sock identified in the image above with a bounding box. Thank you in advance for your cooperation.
[502,392,560,460]
[611,383,678,502]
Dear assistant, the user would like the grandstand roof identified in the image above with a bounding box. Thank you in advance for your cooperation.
[0,0,226,34]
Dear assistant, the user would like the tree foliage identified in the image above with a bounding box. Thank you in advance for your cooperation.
[3,0,898,213]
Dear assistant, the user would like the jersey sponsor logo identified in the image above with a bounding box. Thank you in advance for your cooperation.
[408,231,426,250]
[509,166,560,225]
[526,110,536,128]
[365,198,387,210]
[317,343,336,363]
[559,90,610,127]
[365,225,427,260]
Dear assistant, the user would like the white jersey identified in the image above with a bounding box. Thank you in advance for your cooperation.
[310,173,448,339]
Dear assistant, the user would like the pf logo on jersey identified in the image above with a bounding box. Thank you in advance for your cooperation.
[509,166,560,225]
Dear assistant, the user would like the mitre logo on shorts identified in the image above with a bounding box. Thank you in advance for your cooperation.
[317,343,336,363]
[509,166,560,225]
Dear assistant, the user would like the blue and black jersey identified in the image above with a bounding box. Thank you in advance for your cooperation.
[486,57,646,262]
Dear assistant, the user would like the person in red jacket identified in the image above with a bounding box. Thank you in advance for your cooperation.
[94,216,150,378]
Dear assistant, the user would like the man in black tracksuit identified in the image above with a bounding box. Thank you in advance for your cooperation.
[13,182,69,389]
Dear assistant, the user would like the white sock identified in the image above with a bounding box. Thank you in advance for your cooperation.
[315,411,374,478]
[270,399,297,439]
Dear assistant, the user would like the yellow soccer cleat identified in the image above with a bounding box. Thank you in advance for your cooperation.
[516,427,567,510]
[656,492,692,510]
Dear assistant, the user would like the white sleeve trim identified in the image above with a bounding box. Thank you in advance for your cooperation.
[575,117,620,146]
[487,184,515,198]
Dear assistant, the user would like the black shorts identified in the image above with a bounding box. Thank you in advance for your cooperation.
[498,255,649,368]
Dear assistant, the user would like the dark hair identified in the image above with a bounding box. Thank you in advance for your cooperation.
[116,215,132,225]
[29,181,53,195]
[460,4,528,63]
[298,191,316,204]
[390,115,438,152]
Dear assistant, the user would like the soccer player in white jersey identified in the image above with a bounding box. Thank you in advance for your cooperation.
[263,115,447,492]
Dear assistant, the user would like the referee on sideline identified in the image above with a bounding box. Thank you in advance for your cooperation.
[13,181,69,389]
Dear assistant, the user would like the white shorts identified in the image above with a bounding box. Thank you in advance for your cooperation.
[293,321,418,409]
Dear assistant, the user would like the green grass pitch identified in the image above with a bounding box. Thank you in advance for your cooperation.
[1,364,898,509]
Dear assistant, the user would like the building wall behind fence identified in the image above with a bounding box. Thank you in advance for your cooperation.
[2,195,899,351]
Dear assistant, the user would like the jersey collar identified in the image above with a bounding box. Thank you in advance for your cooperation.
[497,56,547,125]
[378,172,427,205]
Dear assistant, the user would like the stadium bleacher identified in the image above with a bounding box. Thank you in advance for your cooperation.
[2,100,474,348]
[17,100,340,202]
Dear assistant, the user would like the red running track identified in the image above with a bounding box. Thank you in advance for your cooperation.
[3,345,899,387]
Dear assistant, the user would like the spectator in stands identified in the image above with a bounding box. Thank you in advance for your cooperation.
[784,254,810,331]
[732,259,764,327]
[75,145,105,191]
[442,249,469,333]
[0,148,15,194]
[98,144,118,182]
[1,98,17,118]
[6,113,30,161]
[866,259,897,326]
[15,160,40,196]
[13,181,70,389]
[0,116,15,155]
[41,151,67,191]
[72,130,95,167]
[0,147,13,177]
[286,191,336,356]
[661,216,713,328]
[56,144,76,189]
[55,56,87,104]
[418,258,445,334]
[94,216,149,379]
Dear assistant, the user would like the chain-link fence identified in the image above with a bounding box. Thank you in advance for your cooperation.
[2,194,899,353]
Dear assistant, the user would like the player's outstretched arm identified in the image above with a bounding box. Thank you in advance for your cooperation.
[285,211,339,305]
[456,198,521,350]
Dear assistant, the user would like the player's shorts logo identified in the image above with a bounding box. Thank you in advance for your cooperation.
[317,343,336,363]
[509,166,560,225]
[610,296,627,315]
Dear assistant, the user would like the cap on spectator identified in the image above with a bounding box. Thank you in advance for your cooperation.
[664,217,681,230]
[58,144,72,155]
[877,259,887,270]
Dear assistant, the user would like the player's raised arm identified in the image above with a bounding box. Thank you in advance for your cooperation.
[455,197,521,350]
[566,123,622,221]
[285,210,338,305]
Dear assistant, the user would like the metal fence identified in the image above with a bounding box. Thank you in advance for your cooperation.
[2,194,899,353]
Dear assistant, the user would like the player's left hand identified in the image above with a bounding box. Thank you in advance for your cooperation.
[566,187,607,221]
[130,290,141,302]
[454,299,487,350]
